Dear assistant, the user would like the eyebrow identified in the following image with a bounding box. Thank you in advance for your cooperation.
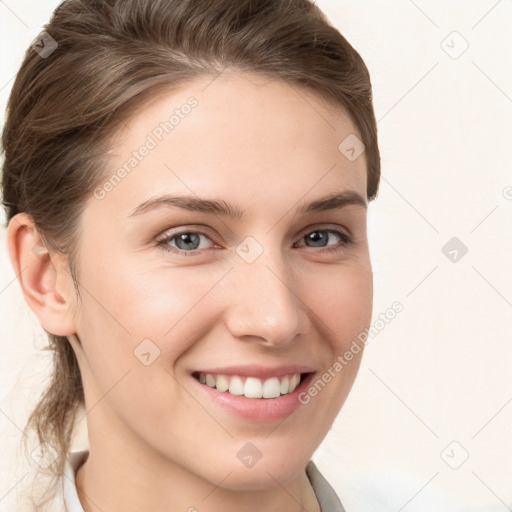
[128,190,367,219]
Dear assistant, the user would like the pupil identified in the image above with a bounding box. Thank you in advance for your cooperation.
[177,233,200,250]
[307,231,327,247]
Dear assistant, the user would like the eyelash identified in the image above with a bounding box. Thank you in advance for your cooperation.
[156,226,353,257]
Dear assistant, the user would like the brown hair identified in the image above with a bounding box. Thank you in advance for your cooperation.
[1,0,380,505]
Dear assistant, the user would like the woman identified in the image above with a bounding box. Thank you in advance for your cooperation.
[2,0,380,510]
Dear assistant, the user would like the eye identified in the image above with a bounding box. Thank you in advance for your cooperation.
[156,226,353,257]
[295,228,353,252]
[157,229,216,256]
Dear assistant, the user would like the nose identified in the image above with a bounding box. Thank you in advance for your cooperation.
[223,244,309,348]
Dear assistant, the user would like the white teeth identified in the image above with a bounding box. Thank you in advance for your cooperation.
[244,377,263,398]
[228,376,244,395]
[280,376,289,394]
[289,373,300,392]
[262,377,281,398]
[196,372,304,399]
[216,374,229,392]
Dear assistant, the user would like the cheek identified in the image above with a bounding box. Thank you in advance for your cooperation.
[306,259,373,347]
[76,257,230,385]
[73,259,208,444]
[286,262,372,451]
[84,253,215,332]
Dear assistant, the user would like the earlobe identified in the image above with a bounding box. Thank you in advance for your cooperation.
[6,212,77,336]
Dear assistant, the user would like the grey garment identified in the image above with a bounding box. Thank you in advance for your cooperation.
[306,460,347,512]
[63,451,346,512]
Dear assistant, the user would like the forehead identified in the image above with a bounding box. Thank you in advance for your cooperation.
[93,72,367,219]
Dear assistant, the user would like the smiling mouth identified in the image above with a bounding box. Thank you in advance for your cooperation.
[192,371,310,399]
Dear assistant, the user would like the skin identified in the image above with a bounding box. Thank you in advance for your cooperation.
[7,72,373,512]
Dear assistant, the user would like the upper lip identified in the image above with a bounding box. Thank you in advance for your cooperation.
[193,364,316,380]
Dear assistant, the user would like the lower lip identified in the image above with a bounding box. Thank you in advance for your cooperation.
[191,372,316,422]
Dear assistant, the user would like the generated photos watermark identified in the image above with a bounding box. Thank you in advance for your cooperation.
[298,301,404,405]
[94,96,198,200]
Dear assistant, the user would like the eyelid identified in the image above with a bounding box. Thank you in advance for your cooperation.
[156,224,215,241]
[297,222,351,238]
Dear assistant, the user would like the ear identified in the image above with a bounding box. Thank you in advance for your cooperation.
[6,212,77,336]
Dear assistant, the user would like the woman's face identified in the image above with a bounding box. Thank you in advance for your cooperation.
[69,72,372,488]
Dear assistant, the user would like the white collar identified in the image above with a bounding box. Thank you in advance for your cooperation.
[63,450,88,512]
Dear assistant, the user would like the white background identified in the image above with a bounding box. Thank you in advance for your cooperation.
[1,1,511,511]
